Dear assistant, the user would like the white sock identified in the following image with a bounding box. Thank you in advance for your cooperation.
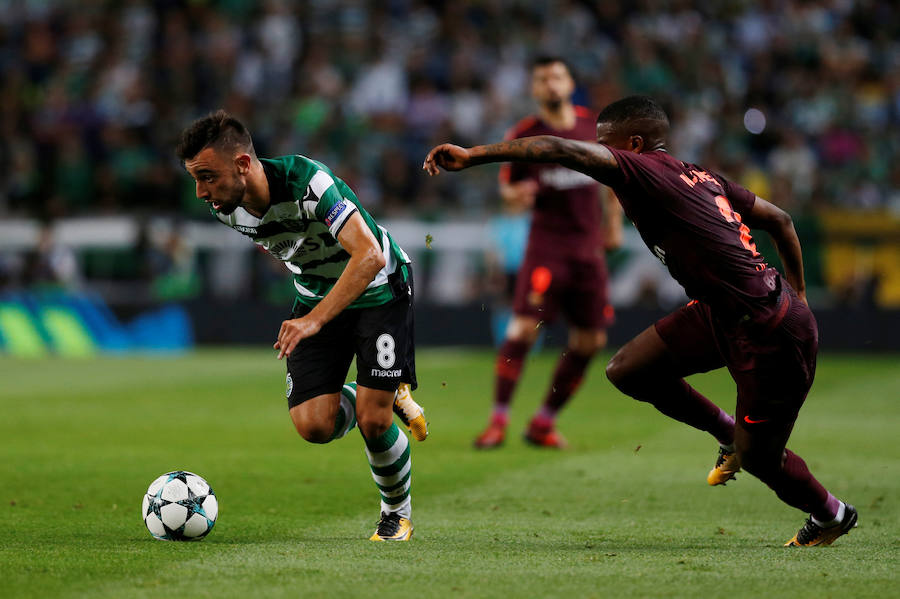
[385,496,411,520]
[331,384,357,440]
[364,423,411,520]
[812,501,845,528]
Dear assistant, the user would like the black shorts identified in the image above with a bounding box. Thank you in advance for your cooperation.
[285,272,417,408]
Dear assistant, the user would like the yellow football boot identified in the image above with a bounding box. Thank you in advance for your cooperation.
[393,383,428,441]
[369,512,414,541]
[785,504,858,547]
[707,445,741,485]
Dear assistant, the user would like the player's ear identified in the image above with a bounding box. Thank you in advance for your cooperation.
[234,153,252,174]
[629,135,644,153]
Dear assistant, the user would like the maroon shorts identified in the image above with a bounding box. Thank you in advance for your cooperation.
[654,285,818,430]
[512,252,612,330]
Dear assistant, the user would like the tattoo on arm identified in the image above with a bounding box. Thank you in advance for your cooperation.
[471,136,618,182]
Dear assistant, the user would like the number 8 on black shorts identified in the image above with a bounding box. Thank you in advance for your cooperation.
[285,274,417,409]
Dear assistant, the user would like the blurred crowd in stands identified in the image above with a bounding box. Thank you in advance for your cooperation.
[2,0,900,221]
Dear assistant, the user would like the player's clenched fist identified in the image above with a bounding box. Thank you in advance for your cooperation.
[423,144,472,175]
[274,317,322,360]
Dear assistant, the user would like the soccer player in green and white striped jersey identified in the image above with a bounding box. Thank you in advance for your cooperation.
[177,111,427,541]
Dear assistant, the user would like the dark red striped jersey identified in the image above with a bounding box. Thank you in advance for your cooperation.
[500,107,604,261]
[603,147,781,322]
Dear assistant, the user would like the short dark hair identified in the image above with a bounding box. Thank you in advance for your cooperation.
[596,95,669,127]
[176,110,254,161]
[531,55,573,76]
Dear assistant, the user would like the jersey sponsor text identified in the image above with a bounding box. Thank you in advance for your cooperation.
[539,167,596,190]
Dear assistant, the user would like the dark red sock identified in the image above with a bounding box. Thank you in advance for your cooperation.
[755,449,831,517]
[538,350,593,420]
[494,339,531,413]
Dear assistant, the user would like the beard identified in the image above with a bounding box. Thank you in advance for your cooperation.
[211,180,246,215]
[543,97,563,111]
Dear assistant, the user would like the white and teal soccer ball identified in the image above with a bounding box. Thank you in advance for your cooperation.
[142,471,217,541]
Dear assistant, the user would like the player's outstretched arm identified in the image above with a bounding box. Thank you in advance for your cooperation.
[423,136,619,184]
[745,196,807,303]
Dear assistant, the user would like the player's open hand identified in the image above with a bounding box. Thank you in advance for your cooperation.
[423,144,471,175]
[274,317,321,360]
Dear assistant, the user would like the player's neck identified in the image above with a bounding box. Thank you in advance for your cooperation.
[242,160,271,218]
[539,103,576,131]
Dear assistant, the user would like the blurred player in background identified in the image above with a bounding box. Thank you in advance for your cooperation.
[484,196,531,345]
[424,96,857,546]
[474,56,622,450]
[178,111,427,541]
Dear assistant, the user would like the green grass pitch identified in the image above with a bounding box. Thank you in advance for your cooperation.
[1,348,898,598]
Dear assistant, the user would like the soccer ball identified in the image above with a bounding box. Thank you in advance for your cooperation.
[142,471,218,541]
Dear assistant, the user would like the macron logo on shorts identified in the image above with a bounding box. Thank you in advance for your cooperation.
[371,368,402,378]
[325,201,348,227]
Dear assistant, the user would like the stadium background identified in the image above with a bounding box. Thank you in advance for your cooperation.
[1,0,899,354]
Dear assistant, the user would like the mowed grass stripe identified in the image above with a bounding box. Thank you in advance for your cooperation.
[1,349,897,599]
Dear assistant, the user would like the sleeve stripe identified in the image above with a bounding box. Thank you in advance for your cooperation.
[309,169,335,199]
[329,202,358,239]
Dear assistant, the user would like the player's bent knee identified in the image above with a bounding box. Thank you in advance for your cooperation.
[605,349,631,390]
[292,419,333,444]
[569,338,604,357]
[508,330,539,346]
[736,448,781,480]
[506,317,541,344]
[357,415,391,441]
[569,333,604,356]
[605,352,654,401]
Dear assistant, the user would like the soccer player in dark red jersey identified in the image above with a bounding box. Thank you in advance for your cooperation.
[475,56,622,449]
[423,96,857,546]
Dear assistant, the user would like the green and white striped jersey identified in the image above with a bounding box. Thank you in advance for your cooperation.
[212,154,411,309]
